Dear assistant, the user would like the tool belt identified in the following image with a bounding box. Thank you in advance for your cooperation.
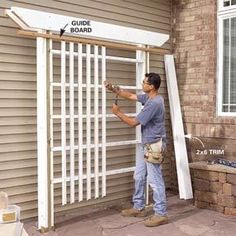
[144,139,165,164]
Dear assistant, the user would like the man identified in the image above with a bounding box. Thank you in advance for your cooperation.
[104,73,168,227]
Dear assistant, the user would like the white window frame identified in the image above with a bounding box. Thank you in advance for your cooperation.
[219,0,236,11]
[218,0,236,116]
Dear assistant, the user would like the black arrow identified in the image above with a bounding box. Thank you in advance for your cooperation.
[60,23,68,37]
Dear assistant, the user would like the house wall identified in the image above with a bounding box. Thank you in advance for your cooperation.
[0,0,173,220]
[172,0,236,164]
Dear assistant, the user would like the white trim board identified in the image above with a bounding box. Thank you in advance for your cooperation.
[5,7,169,47]
[164,55,193,200]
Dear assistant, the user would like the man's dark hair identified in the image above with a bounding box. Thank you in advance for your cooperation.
[145,73,161,90]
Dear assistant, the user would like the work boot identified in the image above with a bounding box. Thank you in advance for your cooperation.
[121,208,147,217]
[144,214,169,227]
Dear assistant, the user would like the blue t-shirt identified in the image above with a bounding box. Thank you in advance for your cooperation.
[136,93,166,145]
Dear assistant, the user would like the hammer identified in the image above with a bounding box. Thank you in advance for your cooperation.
[114,94,118,105]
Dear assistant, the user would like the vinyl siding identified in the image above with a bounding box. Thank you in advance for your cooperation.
[0,0,172,220]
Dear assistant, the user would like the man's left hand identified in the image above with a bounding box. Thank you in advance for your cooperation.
[112,104,120,115]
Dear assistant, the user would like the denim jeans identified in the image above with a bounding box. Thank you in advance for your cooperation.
[132,144,167,216]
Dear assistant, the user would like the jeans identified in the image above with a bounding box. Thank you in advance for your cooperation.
[132,144,167,216]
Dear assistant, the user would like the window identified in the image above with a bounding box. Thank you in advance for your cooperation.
[218,0,236,115]
[223,0,236,7]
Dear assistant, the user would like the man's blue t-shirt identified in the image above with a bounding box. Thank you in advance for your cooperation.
[136,93,166,145]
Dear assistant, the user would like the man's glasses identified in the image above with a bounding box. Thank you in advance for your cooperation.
[142,80,151,85]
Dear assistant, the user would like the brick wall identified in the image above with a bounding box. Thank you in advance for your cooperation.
[172,0,236,162]
[191,166,236,215]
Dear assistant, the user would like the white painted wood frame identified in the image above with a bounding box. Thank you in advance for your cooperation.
[164,55,193,200]
[49,38,54,227]
[6,7,170,231]
[145,47,150,205]
[60,41,67,206]
[86,44,92,200]
[94,45,99,199]
[78,43,83,202]
[5,7,169,47]
[101,46,107,197]
[69,42,75,203]
[37,31,49,229]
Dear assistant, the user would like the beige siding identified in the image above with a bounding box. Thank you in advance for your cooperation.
[0,0,172,220]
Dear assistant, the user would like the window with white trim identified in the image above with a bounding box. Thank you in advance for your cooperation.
[218,1,236,114]
[222,0,236,7]
[218,0,236,115]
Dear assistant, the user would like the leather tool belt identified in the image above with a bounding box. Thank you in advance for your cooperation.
[144,139,164,164]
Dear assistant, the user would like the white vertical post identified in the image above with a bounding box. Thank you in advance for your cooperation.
[136,48,145,144]
[218,17,223,115]
[86,44,91,200]
[61,41,67,205]
[145,47,150,205]
[78,43,83,202]
[228,19,231,112]
[101,46,107,197]
[37,34,49,229]
[164,55,193,199]
[49,38,54,227]
[69,42,75,203]
[94,45,99,198]
[146,47,150,74]
[136,47,146,203]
